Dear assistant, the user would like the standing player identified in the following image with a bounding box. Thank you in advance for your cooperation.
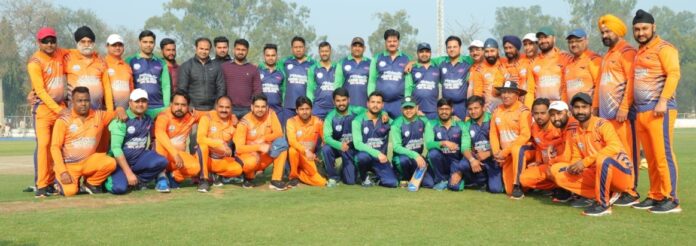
[490,81,531,199]
[335,37,371,107]
[501,35,535,108]
[196,96,242,192]
[104,34,133,110]
[28,27,70,197]
[630,10,681,213]
[470,38,506,112]
[306,41,337,119]
[106,89,168,194]
[259,44,285,117]
[65,26,113,111]
[437,36,474,119]
[367,29,412,118]
[51,87,117,196]
[352,91,398,188]
[563,28,601,101]
[320,88,362,187]
[160,38,178,92]
[408,43,440,119]
[279,36,316,122]
[522,33,540,61]
[286,96,328,187]
[532,27,572,101]
[390,97,433,188]
[425,98,468,191]
[127,30,171,118]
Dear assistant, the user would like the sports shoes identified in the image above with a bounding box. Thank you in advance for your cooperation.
[583,202,612,216]
[649,199,682,214]
[632,198,658,210]
[82,182,102,195]
[224,177,243,184]
[155,177,170,193]
[212,174,224,187]
[613,193,640,207]
[551,189,572,203]
[510,185,524,200]
[433,181,448,191]
[242,179,254,189]
[34,187,48,198]
[287,178,300,188]
[197,180,210,193]
[137,182,149,191]
[23,185,37,193]
[326,179,338,188]
[269,180,287,191]
[46,185,58,195]
[570,197,594,208]
[361,178,374,188]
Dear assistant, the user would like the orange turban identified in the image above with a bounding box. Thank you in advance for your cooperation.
[598,14,627,37]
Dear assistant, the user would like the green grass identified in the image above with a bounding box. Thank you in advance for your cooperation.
[0,129,694,245]
[0,140,35,156]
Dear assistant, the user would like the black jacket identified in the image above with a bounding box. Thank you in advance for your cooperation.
[177,57,226,110]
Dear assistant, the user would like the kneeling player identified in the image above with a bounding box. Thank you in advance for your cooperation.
[390,96,433,189]
[352,91,398,188]
[286,96,328,187]
[425,98,467,191]
[320,88,362,186]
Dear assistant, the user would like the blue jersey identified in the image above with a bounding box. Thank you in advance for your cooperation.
[281,56,315,109]
[369,51,411,102]
[352,112,392,156]
[438,56,472,103]
[323,106,364,150]
[394,116,426,155]
[259,64,284,112]
[431,120,465,157]
[126,54,170,108]
[308,64,336,117]
[336,57,371,107]
[464,113,492,153]
[411,63,441,115]
[119,114,153,164]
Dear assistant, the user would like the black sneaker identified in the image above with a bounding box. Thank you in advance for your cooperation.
[510,185,524,200]
[212,174,224,187]
[23,185,37,193]
[137,182,149,191]
[34,187,48,198]
[82,183,103,194]
[287,178,300,188]
[613,193,640,207]
[649,199,682,214]
[242,179,254,189]
[551,189,572,203]
[269,180,287,191]
[46,185,59,195]
[570,196,594,208]
[632,198,658,210]
[197,180,210,193]
[583,202,612,216]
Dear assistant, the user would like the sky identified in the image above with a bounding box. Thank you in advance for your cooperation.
[57,0,695,55]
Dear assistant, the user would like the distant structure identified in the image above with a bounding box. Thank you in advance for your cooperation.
[436,0,445,56]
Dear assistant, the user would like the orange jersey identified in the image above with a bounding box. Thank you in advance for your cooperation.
[27,48,69,113]
[594,39,636,119]
[65,50,113,111]
[564,50,601,100]
[490,101,531,157]
[197,111,238,159]
[501,56,536,107]
[155,109,202,154]
[470,60,505,111]
[532,48,572,101]
[633,36,680,113]
[565,117,625,167]
[531,122,565,165]
[50,110,115,172]
[233,110,283,154]
[104,55,133,109]
[286,115,324,153]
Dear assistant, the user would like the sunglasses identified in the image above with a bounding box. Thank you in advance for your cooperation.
[40,37,57,44]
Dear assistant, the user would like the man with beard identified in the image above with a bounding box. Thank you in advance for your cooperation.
[390,96,433,189]
[531,27,572,102]
[196,96,242,192]
[438,36,474,119]
[27,27,70,197]
[286,96,328,187]
[352,91,397,188]
[629,10,681,213]
[127,30,171,118]
[522,33,540,61]
[212,36,231,66]
[65,26,113,111]
[563,28,601,102]
[104,34,133,110]
[593,14,639,207]
[550,92,638,216]
[501,35,535,108]
[335,37,371,107]
[160,38,178,92]
[490,81,531,199]
[222,39,262,119]
[367,29,413,118]
[306,41,336,119]
[408,43,440,119]
[51,87,117,196]
[106,89,168,194]
[279,36,316,122]
[425,98,468,191]
[154,90,202,191]
[259,44,285,117]
[448,96,503,193]
[470,38,506,112]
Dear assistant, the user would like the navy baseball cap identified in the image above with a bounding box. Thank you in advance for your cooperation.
[417,42,431,51]
[570,92,592,106]
[566,28,587,39]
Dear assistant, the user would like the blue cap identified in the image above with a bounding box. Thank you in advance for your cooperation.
[269,137,289,158]
[483,38,498,49]
[566,28,587,39]
[417,42,431,51]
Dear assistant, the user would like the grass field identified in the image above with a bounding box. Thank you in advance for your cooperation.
[0,130,694,245]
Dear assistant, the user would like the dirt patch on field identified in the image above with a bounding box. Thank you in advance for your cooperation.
[0,156,33,175]
[0,194,172,214]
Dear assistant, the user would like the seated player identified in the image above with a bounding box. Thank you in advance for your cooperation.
[51,87,117,196]
[425,98,468,191]
[352,91,398,188]
[390,96,433,188]
[196,96,242,192]
[320,88,362,187]
[107,89,168,194]
[286,96,328,187]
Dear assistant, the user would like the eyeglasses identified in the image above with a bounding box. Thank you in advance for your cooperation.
[40,37,57,44]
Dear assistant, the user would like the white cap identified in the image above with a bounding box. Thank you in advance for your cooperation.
[106,34,124,45]
[548,100,569,112]
[468,39,484,48]
[522,33,538,42]
[129,89,148,101]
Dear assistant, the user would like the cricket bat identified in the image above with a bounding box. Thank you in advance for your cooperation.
[407,166,427,192]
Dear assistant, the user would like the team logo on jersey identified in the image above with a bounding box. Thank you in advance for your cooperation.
[335,124,342,132]
[404,130,410,137]
[260,74,265,80]
[495,117,501,124]
[168,125,175,132]
[69,123,78,133]
[344,65,352,71]
[108,68,115,76]
[72,65,81,72]
[133,64,141,70]
[442,67,448,74]
[378,61,386,67]
[250,129,257,136]
[210,126,217,133]
[484,73,492,80]
[533,65,540,73]
[534,137,541,144]
[287,64,294,70]
[414,72,422,79]
[46,67,52,75]
[363,126,369,135]
[520,68,527,76]
[578,142,584,150]
[457,68,465,73]
[297,130,302,136]
[127,126,136,134]
[436,132,442,139]
[470,130,476,138]
[317,72,323,79]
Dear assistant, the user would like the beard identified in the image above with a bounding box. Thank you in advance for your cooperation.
[574,113,590,123]
[485,56,498,65]
[77,43,94,56]
[602,37,616,47]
